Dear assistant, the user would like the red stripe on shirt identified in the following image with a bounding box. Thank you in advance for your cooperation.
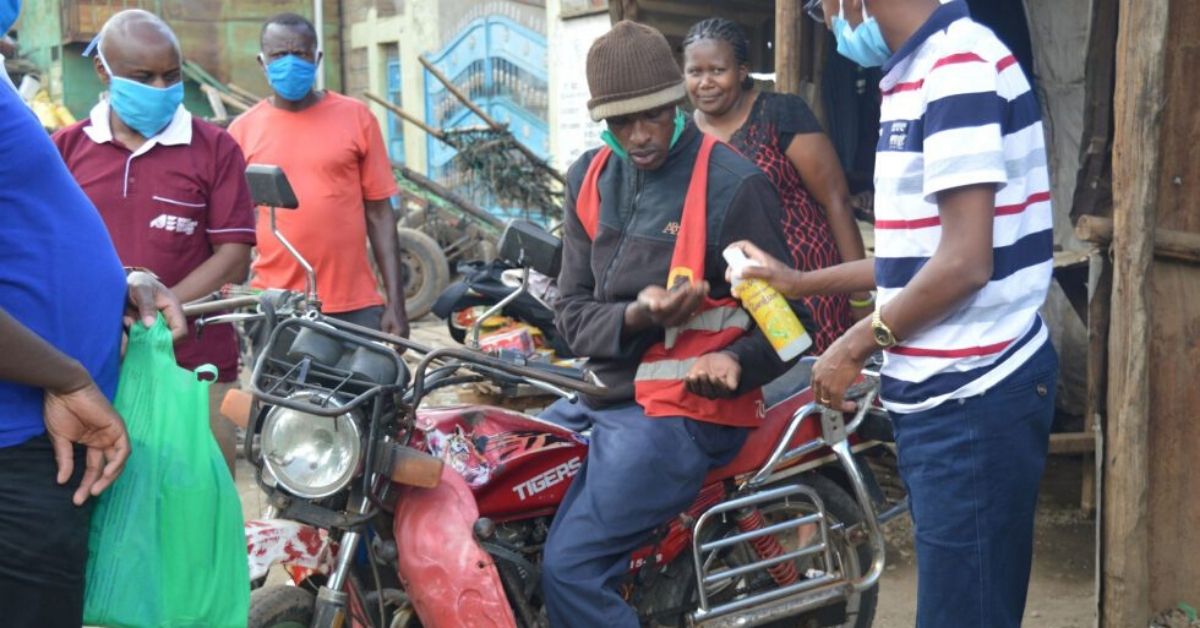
[888,338,1014,358]
[883,79,925,96]
[931,52,986,70]
[995,190,1052,216]
[876,191,1051,230]
[996,55,1018,72]
[874,215,943,230]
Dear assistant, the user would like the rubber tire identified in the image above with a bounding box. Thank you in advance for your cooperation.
[248,585,315,628]
[784,473,879,628]
[396,226,450,321]
[639,474,878,628]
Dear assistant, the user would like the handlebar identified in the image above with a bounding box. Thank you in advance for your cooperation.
[182,294,261,317]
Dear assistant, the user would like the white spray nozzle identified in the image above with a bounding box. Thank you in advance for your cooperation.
[722,245,760,286]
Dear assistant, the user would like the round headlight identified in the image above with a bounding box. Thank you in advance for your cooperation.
[261,392,362,499]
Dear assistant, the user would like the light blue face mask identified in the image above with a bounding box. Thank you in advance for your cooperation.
[0,0,20,37]
[97,45,184,139]
[265,54,318,102]
[600,107,688,161]
[832,0,892,68]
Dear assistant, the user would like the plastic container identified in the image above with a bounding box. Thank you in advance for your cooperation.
[723,245,813,361]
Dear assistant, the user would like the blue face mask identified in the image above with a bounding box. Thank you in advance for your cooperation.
[832,0,892,68]
[601,107,688,161]
[98,46,184,139]
[265,54,318,102]
[0,0,20,36]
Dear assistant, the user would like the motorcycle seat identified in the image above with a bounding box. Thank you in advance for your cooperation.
[704,385,821,483]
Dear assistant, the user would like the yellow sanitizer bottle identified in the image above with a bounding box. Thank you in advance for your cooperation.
[723,246,813,361]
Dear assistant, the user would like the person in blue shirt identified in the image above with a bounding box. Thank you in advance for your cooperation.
[0,2,185,624]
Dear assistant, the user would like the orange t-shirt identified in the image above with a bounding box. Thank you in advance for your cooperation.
[229,92,399,313]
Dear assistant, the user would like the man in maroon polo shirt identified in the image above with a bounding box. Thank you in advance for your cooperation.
[53,9,255,476]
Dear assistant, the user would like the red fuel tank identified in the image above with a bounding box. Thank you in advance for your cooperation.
[414,405,589,522]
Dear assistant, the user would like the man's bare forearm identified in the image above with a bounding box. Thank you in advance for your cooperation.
[794,258,877,296]
[171,243,252,304]
[365,199,407,310]
[0,307,91,393]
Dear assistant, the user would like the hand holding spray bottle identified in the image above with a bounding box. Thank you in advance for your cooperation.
[723,245,812,361]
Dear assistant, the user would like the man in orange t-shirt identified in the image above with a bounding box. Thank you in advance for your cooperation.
[229,12,408,336]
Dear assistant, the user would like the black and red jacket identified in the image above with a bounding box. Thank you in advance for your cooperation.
[556,124,816,414]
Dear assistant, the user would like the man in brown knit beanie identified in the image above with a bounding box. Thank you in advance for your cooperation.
[537,20,815,626]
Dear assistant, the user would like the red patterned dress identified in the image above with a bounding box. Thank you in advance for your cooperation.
[728,92,854,353]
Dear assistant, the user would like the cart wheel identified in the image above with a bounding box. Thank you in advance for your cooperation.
[396,227,450,321]
[401,208,497,263]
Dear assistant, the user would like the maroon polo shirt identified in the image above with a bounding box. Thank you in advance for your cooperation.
[53,103,256,382]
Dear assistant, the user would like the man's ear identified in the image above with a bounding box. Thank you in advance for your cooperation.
[93,56,110,86]
[256,52,266,72]
[316,50,324,67]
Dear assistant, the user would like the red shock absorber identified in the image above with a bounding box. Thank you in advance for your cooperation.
[734,507,799,586]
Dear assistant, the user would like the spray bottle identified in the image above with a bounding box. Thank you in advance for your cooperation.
[723,245,813,361]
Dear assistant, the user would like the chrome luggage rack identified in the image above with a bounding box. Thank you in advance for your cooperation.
[689,372,888,628]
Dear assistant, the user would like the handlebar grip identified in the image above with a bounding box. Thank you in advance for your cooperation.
[505,354,589,382]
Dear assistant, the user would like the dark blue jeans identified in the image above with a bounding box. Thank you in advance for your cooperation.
[891,341,1058,628]
[538,399,748,627]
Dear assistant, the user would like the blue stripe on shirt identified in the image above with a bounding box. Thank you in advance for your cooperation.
[878,90,1042,153]
[875,228,1053,289]
[880,316,1044,405]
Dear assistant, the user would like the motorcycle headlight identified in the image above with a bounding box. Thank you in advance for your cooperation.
[260,392,363,499]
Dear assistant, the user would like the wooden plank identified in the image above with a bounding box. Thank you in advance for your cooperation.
[1048,432,1098,455]
[1076,215,1200,263]
[1071,0,1118,220]
[1085,249,1112,519]
[1101,0,1170,625]
[774,0,801,95]
[1145,0,1200,613]
[362,92,447,141]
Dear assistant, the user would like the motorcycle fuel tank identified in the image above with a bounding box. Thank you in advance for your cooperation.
[414,405,589,522]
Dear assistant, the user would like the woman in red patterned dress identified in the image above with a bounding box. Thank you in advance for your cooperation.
[683,18,871,353]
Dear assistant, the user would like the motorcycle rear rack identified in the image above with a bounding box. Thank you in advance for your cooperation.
[689,394,888,628]
[689,483,839,623]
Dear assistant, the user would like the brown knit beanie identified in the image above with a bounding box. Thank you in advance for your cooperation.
[586,21,685,122]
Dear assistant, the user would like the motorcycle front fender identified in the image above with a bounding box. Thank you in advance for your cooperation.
[245,518,334,582]
[393,466,517,628]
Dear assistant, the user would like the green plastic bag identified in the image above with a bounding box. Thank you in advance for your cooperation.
[84,317,250,627]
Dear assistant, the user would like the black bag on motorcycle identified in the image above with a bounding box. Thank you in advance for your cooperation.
[433,260,574,358]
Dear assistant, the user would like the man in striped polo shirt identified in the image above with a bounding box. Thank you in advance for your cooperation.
[735,1,1056,625]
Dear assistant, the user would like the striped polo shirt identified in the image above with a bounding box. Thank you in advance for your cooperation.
[873,1,1053,414]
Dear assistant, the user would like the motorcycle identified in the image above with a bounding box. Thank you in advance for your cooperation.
[202,165,906,628]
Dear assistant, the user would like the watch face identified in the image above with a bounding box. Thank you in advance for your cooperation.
[873,326,892,346]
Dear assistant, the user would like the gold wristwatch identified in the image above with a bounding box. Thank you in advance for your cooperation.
[871,307,898,349]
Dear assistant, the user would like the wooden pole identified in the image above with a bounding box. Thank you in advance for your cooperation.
[393,162,503,229]
[362,92,447,141]
[1076,214,1200,263]
[775,0,801,95]
[1102,1,1170,625]
[608,0,638,23]
[418,55,567,186]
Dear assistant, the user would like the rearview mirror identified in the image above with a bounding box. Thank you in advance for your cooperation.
[498,220,562,277]
[245,164,298,209]
[245,164,317,306]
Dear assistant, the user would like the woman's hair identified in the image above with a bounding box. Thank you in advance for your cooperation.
[682,17,755,90]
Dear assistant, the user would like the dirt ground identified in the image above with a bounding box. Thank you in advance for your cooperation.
[873,456,1096,627]
[236,319,1098,627]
